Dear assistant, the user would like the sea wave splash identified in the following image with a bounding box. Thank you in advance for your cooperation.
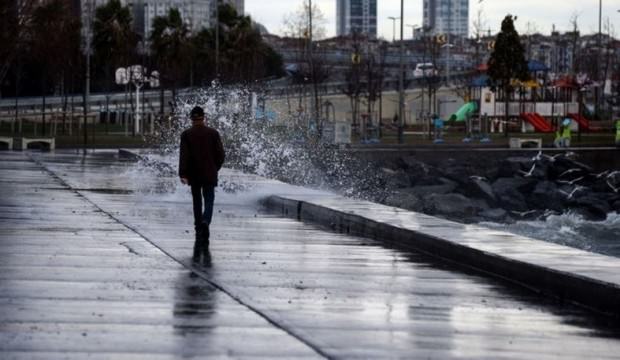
[481,212,620,257]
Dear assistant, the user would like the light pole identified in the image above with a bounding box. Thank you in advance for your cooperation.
[388,16,400,42]
[442,43,454,85]
[215,0,220,78]
[406,24,419,39]
[596,0,602,118]
[397,0,404,144]
[82,0,93,153]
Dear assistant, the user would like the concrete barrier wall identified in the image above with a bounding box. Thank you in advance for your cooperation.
[264,195,620,317]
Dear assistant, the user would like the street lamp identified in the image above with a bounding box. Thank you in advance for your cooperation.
[115,66,159,136]
[388,16,400,42]
[397,0,404,144]
[406,24,419,39]
[442,43,454,85]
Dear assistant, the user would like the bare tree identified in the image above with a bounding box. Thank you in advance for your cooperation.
[0,0,37,94]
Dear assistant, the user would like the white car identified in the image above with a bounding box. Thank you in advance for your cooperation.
[413,63,437,78]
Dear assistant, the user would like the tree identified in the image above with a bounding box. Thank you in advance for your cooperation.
[282,1,329,134]
[30,0,81,135]
[93,0,137,89]
[487,15,529,135]
[192,3,284,85]
[0,0,37,95]
[150,8,193,99]
[282,2,327,40]
[92,0,137,128]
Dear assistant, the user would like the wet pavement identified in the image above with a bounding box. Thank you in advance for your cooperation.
[2,150,620,359]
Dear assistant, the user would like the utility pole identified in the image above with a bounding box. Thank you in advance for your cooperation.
[398,0,404,144]
[83,0,92,154]
[388,16,400,42]
[406,24,418,39]
[596,0,602,118]
[215,0,220,78]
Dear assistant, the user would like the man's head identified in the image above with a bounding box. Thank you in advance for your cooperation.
[190,106,205,123]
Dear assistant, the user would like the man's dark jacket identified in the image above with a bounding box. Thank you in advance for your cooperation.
[179,124,225,186]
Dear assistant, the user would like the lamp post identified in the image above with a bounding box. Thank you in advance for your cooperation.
[397,0,404,144]
[215,0,220,78]
[406,24,419,40]
[388,16,400,42]
[82,0,93,153]
[442,43,454,85]
[596,0,602,118]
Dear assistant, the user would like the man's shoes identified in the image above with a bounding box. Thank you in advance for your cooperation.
[193,226,204,262]
[192,243,202,262]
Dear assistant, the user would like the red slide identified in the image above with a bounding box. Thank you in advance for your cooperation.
[520,113,554,133]
[568,113,600,131]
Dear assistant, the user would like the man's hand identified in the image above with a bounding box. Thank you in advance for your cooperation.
[180,177,189,185]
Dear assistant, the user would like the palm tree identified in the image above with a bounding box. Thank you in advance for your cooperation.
[149,8,192,99]
[92,0,138,124]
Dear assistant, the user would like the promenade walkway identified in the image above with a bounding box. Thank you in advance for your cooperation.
[1,150,620,359]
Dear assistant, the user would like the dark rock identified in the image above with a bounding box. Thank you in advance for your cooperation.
[612,200,620,213]
[569,193,612,221]
[399,156,431,174]
[404,182,457,197]
[384,191,422,212]
[463,177,497,203]
[529,181,564,211]
[422,193,488,218]
[479,208,508,222]
[381,168,412,189]
[492,177,537,196]
[497,157,533,178]
[548,155,593,180]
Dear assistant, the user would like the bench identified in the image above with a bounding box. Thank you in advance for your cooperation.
[509,137,542,149]
[0,137,13,150]
[16,137,55,151]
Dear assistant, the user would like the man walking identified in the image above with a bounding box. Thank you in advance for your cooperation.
[179,106,225,261]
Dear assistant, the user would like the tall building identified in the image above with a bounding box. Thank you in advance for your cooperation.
[423,0,468,38]
[80,0,244,42]
[336,0,377,38]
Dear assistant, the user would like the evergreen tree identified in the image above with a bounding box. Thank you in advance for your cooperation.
[487,15,529,134]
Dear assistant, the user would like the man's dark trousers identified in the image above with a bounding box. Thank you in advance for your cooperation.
[191,184,215,237]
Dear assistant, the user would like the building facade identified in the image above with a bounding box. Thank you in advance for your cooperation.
[422,0,468,38]
[336,0,377,38]
[81,0,244,41]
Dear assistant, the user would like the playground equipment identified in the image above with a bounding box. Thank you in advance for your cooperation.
[520,113,554,133]
[450,101,477,122]
[568,113,601,131]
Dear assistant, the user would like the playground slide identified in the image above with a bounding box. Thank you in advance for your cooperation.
[568,113,600,131]
[450,101,478,122]
[520,113,554,132]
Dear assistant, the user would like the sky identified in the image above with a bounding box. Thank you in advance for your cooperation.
[245,0,620,39]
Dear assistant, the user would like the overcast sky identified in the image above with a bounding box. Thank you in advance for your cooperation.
[246,0,620,39]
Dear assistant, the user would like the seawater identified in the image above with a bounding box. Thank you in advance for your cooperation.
[481,213,620,258]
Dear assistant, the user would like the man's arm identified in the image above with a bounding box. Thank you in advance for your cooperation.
[214,131,225,170]
[179,132,189,183]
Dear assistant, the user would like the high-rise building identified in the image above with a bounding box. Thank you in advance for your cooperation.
[80,0,244,42]
[423,0,468,38]
[336,0,377,38]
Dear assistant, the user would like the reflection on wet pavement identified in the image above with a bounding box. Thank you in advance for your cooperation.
[1,150,620,359]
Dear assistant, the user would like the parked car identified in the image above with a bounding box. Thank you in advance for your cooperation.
[413,63,437,78]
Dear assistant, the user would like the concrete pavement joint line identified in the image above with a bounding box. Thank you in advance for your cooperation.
[27,154,332,360]
[265,196,620,318]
